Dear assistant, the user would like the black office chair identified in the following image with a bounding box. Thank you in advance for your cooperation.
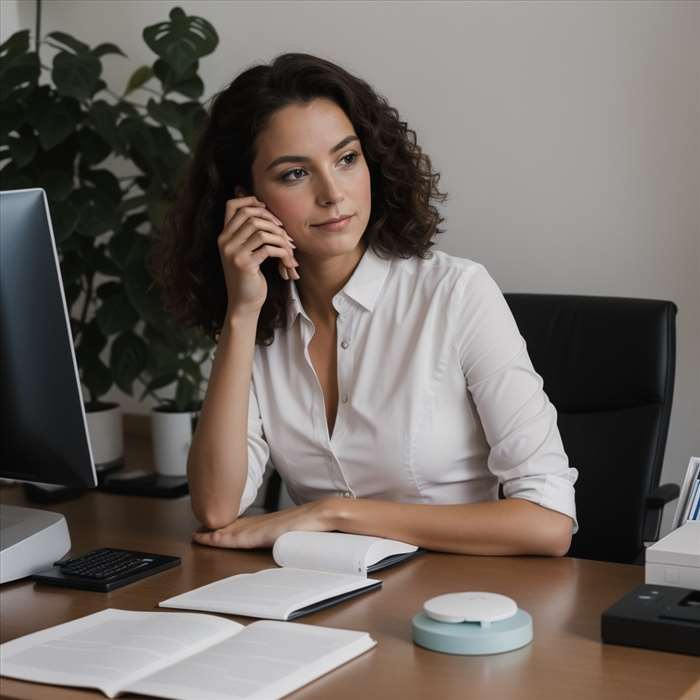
[504,293,679,564]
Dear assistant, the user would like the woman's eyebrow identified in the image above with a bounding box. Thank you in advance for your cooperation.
[265,135,359,171]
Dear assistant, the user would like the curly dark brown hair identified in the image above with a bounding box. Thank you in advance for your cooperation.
[152,52,448,346]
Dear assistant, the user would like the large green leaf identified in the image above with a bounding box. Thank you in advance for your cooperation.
[91,42,127,58]
[0,50,40,101]
[111,331,148,395]
[178,101,207,150]
[118,117,156,173]
[40,168,74,201]
[146,98,183,129]
[80,356,113,402]
[124,65,154,95]
[77,127,111,165]
[123,243,171,336]
[58,250,84,286]
[81,168,122,205]
[7,131,37,167]
[87,100,126,153]
[76,319,113,400]
[47,198,79,242]
[52,51,102,101]
[75,190,119,239]
[0,104,26,142]
[33,98,80,150]
[153,58,203,99]
[96,292,139,335]
[96,281,122,300]
[78,319,108,358]
[46,31,90,55]
[139,372,177,400]
[143,7,218,77]
[0,29,30,57]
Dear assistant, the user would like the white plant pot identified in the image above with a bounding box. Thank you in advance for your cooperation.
[85,403,124,471]
[151,408,199,477]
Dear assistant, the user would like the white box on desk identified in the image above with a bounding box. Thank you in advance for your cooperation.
[645,521,700,589]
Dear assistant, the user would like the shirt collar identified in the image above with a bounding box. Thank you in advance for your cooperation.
[287,245,392,326]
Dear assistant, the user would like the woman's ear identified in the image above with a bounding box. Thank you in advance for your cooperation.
[234,185,247,198]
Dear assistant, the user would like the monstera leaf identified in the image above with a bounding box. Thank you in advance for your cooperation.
[143,7,217,77]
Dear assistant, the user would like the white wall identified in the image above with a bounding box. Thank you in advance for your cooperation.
[5,1,699,535]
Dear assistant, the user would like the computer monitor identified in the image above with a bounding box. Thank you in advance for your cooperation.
[1,188,97,583]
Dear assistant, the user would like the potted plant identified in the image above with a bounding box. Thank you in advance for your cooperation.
[115,7,217,477]
[0,24,130,472]
[0,5,217,477]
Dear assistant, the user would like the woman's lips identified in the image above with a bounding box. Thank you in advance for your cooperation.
[312,215,354,231]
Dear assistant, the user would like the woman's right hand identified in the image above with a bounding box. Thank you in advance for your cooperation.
[218,196,299,319]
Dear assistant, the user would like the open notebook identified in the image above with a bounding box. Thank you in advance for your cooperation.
[0,609,376,700]
[160,531,420,620]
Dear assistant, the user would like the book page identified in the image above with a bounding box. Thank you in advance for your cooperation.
[127,620,377,700]
[160,568,379,620]
[273,531,417,576]
[0,609,241,698]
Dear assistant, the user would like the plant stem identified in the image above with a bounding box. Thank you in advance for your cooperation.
[35,0,42,54]
[79,272,94,336]
[138,86,163,97]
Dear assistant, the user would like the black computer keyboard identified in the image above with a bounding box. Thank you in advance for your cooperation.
[31,547,181,591]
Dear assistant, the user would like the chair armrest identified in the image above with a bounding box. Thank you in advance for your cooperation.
[643,482,680,542]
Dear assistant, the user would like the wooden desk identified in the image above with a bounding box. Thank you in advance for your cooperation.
[1,436,698,700]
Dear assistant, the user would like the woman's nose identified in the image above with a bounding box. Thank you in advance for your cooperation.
[316,174,344,205]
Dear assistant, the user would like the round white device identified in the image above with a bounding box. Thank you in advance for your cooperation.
[424,592,517,627]
[412,591,533,655]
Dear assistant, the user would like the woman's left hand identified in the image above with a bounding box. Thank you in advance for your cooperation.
[191,497,341,549]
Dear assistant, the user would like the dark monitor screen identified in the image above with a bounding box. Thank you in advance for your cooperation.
[0,188,97,487]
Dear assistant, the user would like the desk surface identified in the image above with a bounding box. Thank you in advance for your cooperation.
[1,438,698,700]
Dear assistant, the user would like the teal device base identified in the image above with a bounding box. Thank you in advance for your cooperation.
[412,609,533,655]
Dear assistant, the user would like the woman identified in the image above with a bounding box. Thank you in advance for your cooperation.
[155,53,578,556]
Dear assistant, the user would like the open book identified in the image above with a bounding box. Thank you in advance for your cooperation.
[160,531,419,621]
[0,608,376,700]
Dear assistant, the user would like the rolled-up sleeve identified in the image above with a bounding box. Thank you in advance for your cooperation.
[236,376,270,517]
[451,264,579,533]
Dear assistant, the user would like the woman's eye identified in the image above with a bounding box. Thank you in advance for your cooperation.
[280,152,359,182]
[281,168,306,182]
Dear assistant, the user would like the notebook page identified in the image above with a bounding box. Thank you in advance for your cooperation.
[273,531,417,576]
[160,568,379,620]
[127,621,377,700]
[0,609,241,698]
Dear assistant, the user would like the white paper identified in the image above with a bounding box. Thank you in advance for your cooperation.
[273,531,417,576]
[127,621,376,700]
[159,567,379,620]
[0,609,241,697]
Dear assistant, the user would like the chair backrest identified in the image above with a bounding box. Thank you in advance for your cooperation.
[504,293,677,564]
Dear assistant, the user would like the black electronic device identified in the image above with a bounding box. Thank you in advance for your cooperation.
[100,469,189,498]
[31,548,181,592]
[0,189,176,585]
[601,583,700,656]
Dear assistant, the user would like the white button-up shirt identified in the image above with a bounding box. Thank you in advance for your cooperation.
[238,246,579,532]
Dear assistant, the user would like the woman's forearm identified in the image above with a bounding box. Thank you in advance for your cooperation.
[330,497,573,557]
[187,312,259,529]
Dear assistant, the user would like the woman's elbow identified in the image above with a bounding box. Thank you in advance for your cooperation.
[542,516,573,557]
[191,499,240,531]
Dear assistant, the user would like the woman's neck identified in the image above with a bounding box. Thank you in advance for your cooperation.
[295,241,367,326]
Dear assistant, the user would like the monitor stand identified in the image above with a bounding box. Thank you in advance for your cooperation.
[0,505,71,584]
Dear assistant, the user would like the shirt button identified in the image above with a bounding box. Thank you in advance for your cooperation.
[341,339,350,349]
[342,491,352,498]
[341,394,349,403]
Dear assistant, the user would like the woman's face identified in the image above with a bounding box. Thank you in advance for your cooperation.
[241,98,372,260]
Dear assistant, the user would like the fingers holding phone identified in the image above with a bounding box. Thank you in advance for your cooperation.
[218,194,300,319]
